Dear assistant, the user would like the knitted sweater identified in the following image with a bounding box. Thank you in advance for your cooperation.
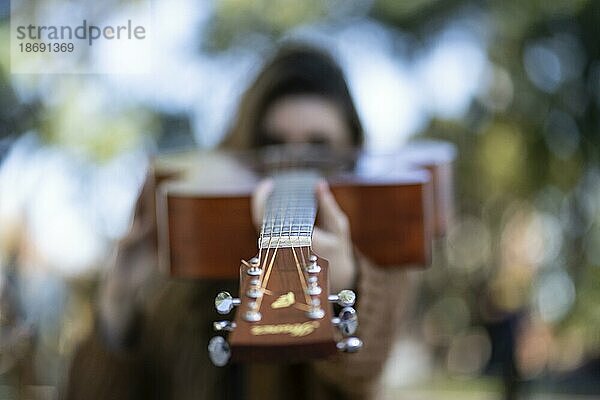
[65,260,413,400]
[64,176,416,400]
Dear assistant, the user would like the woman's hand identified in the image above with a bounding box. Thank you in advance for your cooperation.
[252,179,356,293]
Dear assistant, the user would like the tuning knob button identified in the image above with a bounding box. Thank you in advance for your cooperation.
[336,337,363,353]
[332,307,358,336]
[215,292,240,314]
[213,321,237,332]
[306,254,321,274]
[247,257,262,276]
[244,311,262,322]
[246,286,263,299]
[306,264,321,274]
[328,289,356,307]
[208,336,231,366]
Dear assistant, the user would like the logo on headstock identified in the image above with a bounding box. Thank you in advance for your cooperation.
[271,291,295,309]
[250,321,320,337]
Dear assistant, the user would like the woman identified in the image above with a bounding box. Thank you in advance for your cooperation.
[66,44,415,400]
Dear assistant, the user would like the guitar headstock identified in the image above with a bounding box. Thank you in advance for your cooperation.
[208,247,361,365]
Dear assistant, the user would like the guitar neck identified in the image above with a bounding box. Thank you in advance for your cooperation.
[259,170,319,249]
[209,170,362,366]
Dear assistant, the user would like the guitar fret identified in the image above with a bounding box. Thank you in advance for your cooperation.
[259,170,318,249]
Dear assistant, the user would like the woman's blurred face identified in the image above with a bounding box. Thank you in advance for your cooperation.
[261,95,352,148]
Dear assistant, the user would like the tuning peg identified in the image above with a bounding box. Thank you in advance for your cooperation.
[215,292,241,314]
[331,307,358,336]
[305,254,321,274]
[246,257,262,276]
[243,302,262,322]
[328,289,356,307]
[306,275,322,296]
[213,321,237,332]
[306,298,325,320]
[246,286,263,299]
[208,336,231,366]
[336,337,363,353]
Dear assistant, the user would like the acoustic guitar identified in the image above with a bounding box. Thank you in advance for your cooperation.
[153,141,455,365]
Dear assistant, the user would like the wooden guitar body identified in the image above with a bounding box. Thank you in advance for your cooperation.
[152,141,455,364]
[153,141,455,279]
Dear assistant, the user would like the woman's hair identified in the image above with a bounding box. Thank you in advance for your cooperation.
[221,43,363,149]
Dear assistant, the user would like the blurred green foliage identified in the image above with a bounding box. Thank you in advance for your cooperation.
[1,0,599,396]
[201,1,600,390]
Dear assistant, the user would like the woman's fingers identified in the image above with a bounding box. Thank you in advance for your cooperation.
[253,179,349,239]
[311,226,338,258]
[316,180,350,236]
[251,179,274,230]
[312,226,356,292]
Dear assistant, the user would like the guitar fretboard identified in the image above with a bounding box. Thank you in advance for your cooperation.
[259,170,319,249]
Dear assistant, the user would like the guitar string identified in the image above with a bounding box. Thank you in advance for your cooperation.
[257,190,267,265]
[255,153,320,313]
[292,211,313,316]
[307,170,318,308]
[258,175,279,286]
[298,171,312,287]
[255,232,280,311]
[255,178,288,312]
[256,153,289,311]
[292,172,316,313]
[257,196,274,293]
[254,172,278,311]
[286,157,308,305]
[253,153,280,311]
[259,153,287,284]
[294,154,320,311]
[290,174,313,306]
[258,156,281,281]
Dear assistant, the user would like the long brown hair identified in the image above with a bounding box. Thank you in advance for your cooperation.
[221,43,363,149]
